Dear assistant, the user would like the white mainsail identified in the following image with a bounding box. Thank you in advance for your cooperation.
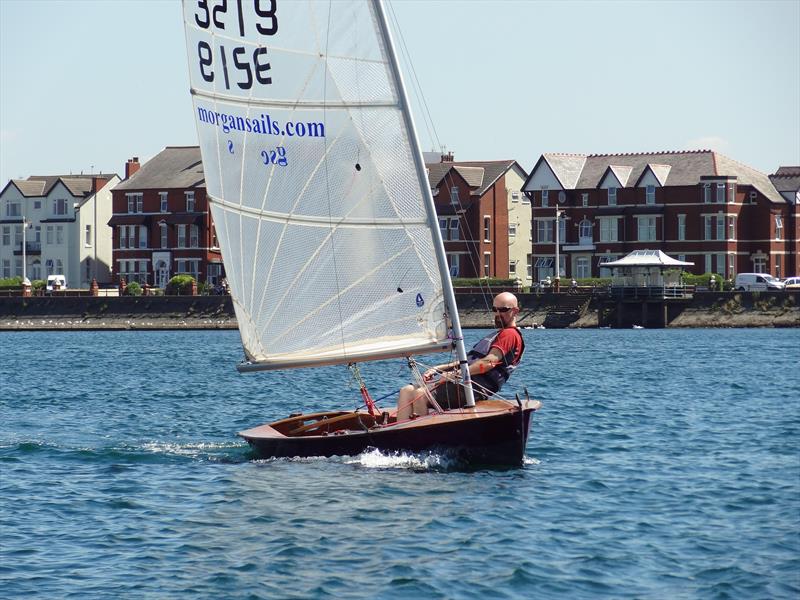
[182,0,454,371]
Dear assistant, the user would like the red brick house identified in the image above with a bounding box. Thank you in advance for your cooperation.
[769,166,800,276]
[427,154,528,279]
[522,150,797,281]
[109,147,224,288]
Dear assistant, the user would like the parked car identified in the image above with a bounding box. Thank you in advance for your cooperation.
[782,276,800,290]
[734,273,784,291]
[45,275,67,293]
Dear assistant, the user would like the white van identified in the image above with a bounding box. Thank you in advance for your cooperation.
[46,275,67,293]
[734,273,784,291]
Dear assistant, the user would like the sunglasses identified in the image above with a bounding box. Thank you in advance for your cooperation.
[491,306,514,313]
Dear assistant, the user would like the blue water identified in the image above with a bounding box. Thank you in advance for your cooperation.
[1,329,798,599]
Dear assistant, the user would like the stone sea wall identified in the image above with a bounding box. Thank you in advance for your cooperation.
[0,291,797,330]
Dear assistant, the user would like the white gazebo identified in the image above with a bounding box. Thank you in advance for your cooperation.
[602,250,694,298]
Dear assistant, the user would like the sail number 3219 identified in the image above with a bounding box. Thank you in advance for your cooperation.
[194,0,278,91]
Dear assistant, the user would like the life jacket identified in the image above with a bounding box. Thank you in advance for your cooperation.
[467,327,525,394]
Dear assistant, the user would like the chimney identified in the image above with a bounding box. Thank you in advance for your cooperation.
[125,157,141,179]
[441,151,454,162]
[91,176,109,193]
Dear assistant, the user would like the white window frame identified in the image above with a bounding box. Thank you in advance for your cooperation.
[55,225,64,245]
[646,185,655,205]
[508,223,517,238]
[728,183,736,204]
[579,219,593,243]
[704,215,713,241]
[160,191,168,212]
[177,224,186,248]
[483,252,490,277]
[600,218,618,243]
[541,189,549,208]
[608,187,617,206]
[715,215,724,241]
[483,216,491,242]
[704,184,711,204]
[139,225,148,249]
[576,256,590,279]
[449,218,459,241]
[637,216,656,242]
[53,198,68,216]
[537,219,553,243]
[705,254,712,273]
[160,223,168,249]
[450,186,459,205]
[775,215,783,240]
[678,214,686,241]
[1,226,9,246]
[526,254,532,279]
[190,224,199,248]
[84,224,92,247]
[185,191,195,212]
[716,183,725,203]
[582,193,589,207]
[511,191,519,203]
[509,260,517,275]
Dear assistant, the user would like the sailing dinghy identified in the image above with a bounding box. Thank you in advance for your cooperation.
[182,0,540,465]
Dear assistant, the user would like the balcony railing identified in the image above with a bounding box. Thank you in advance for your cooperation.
[12,241,42,255]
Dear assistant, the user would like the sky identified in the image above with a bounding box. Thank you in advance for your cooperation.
[1,0,798,185]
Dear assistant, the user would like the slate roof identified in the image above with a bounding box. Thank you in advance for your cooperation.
[9,174,117,198]
[769,166,800,193]
[425,159,522,196]
[114,146,205,190]
[532,150,784,204]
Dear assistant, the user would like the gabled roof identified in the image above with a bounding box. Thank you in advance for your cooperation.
[527,150,784,204]
[636,163,672,186]
[601,249,694,268]
[599,165,633,188]
[426,159,523,197]
[773,166,800,177]
[114,146,205,190]
[7,174,117,198]
[769,166,800,193]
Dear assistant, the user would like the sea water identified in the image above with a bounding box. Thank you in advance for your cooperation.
[1,328,798,599]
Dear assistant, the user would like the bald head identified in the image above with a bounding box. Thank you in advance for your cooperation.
[492,292,519,328]
[494,292,518,308]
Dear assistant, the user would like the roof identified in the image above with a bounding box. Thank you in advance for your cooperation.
[425,159,523,197]
[601,249,694,268]
[114,146,205,190]
[769,166,800,193]
[7,174,117,198]
[530,150,785,204]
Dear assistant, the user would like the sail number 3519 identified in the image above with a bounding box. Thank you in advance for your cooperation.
[194,0,278,91]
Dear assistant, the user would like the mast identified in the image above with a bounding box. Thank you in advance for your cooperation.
[371,0,476,407]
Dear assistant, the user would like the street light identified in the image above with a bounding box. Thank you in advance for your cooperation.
[21,217,31,286]
[554,207,564,292]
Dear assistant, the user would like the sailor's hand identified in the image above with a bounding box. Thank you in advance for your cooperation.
[423,368,438,381]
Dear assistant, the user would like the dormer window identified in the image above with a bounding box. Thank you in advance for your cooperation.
[160,192,168,212]
[126,193,143,214]
[185,191,195,212]
[450,186,459,205]
[608,187,617,206]
[646,185,655,205]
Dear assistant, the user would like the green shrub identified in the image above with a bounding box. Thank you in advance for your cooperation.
[0,276,22,289]
[32,279,45,290]
[166,274,195,295]
[683,272,726,289]
[125,281,143,296]
[452,277,519,287]
[198,282,212,296]
[575,277,611,287]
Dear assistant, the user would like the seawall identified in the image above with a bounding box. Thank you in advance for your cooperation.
[0,291,797,331]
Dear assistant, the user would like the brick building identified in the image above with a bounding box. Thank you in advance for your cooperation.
[109,147,224,288]
[426,154,528,280]
[522,150,797,281]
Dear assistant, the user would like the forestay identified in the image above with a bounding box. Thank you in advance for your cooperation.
[182,1,451,370]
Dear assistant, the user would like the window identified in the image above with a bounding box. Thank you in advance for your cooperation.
[637,216,656,242]
[775,254,781,279]
[1,226,9,246]
[716,215,724,241]
[438,218,447,240]
[483,253,490,277]
[704,184,711,204]
[579,219,593,243]
[139,225,148,248]
[190,224,199,248]
[34,200,41,210]
[582,193,589,207]
[728,216,736,240]
[13,225,22,246]
[160,223,168,248]
[185,191,195,212]
[728,183,735,204]
[46,225,54,245]
[526,254,532,278]
[160,192,168,212]
[483,216,491,242]
[6,201,21,217]
[447,254,459,277]
[14,258,22,277]
[208,263,223,285]
[558,191,566,204]
[177,224,186,248]
[535,257,554,280]
[45,259,54,276]
[775,215,783,240]
[127,193,143,213]
[753,256,766,273]
[717,253,726,276]
[728,254,736,277]
[450,186,459,205]
[558,217,566,243]
[678,214,686,241]
[608,187,617,206]
[508,223,517,238]
[521,191,530,204]
[541,189,549,207]
[511,191,519,203]
[537,219,553,243]
[600,218,618,242]
[55,258,63,273]
[705,254,712,273]
[33,226,40,243]
[119,226,127,249]
[716,183,725,203]
[749,191,757,204]
[704,216,713,240]
[53,198,68,215]
[85,258,91,281]
[576,256,590,279]
[509,260,517,275]
[646,185,655,205]
[55,226,64,245]
[84,224,92,246]
[449,218,459,241]
[1,259,9,278]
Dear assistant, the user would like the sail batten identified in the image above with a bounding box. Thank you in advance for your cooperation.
[184,0,451,368]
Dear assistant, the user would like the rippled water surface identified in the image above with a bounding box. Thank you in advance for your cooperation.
[1,329,799,598]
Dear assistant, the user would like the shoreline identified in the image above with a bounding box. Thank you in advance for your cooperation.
[0,292,797,330]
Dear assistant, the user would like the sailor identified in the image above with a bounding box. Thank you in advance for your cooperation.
[395,292,525,420]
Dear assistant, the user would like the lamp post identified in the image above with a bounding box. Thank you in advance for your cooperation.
[21,217,31,285]
[554,207,563,293]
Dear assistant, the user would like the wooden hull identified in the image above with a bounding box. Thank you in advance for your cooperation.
[239,399,541,466]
